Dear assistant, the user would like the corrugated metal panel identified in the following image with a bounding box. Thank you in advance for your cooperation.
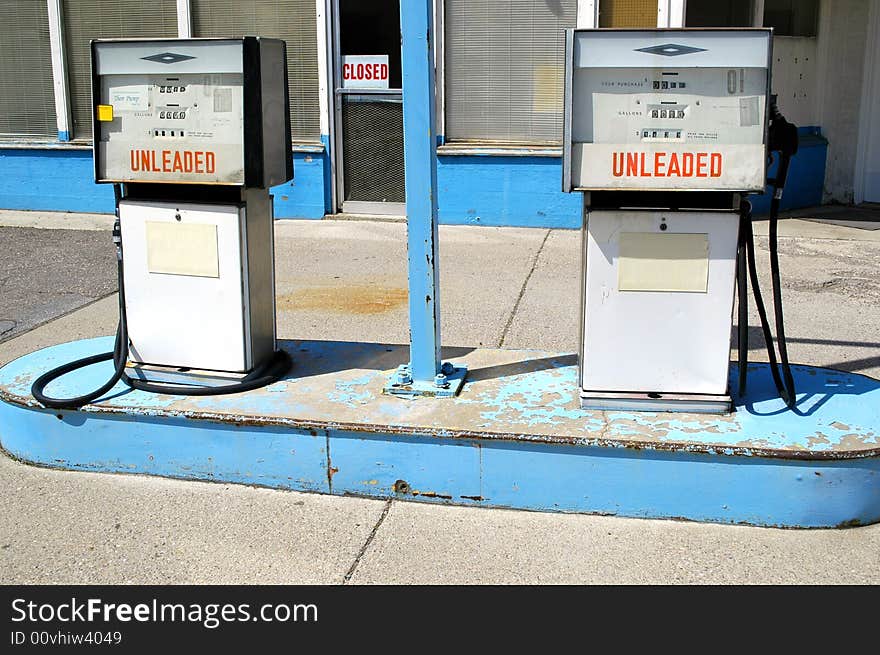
[192,0,320,141]
[599,0,658,28]
[0,1,57,138]
[63,0,177,140]
[445,0,577,144]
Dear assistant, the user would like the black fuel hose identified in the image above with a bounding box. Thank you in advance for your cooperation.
[30,261,129,410]
[736,102,799,409]
[737,198,796,408]
[31,219,291,410]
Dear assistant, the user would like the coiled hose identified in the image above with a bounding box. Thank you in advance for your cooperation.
[31,219,291,410]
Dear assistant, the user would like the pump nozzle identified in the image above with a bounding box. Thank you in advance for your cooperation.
[767,96,799,192]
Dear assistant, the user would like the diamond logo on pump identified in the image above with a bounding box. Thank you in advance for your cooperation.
[635,43,706,57]
[141,52,196,64]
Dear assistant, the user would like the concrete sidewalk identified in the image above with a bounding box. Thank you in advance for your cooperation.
[1,211,879,584]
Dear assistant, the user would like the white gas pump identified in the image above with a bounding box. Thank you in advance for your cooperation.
[563,28,796,413]
[32,37,293,408]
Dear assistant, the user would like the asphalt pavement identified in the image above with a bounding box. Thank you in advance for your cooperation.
[0,225,115,342]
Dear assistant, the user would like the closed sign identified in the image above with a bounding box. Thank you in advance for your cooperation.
[343,55,389,89]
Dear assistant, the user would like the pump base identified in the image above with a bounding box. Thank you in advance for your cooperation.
[580,390,732,414]
[125,363,251,388]
[2,337,879,528]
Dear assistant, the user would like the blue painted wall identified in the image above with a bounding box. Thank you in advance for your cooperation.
[1,130,827,225]
[437,155,582,228]
[0,146,329,219]
[0,148,116,213]
[273,146,329,219]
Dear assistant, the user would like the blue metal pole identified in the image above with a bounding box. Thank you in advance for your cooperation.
[401,0,440,383]
[386,0,465,397]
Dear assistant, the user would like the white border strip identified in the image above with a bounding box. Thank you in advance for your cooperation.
[752,0,765,27]
[46,0,71,140]
[854,0,880,204]
[435,0,445,139]
[176,0,193,38]
[657,0,686,28]
[577,0,599,29]
[316,0,330,137]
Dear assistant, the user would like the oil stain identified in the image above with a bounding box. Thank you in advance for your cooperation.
[278,285,408,315]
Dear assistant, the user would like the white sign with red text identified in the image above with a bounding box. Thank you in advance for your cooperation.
[342,55,390,89]
[571,143,766,191]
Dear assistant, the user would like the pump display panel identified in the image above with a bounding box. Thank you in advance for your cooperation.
[563,29,772,192]
[91,38,292,188]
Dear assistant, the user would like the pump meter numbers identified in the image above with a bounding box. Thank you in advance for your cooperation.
[652,80,686,89]
[650,107,686,119]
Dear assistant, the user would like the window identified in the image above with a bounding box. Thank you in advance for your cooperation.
[0,1,57,138]
[686,1,754,27]
[63,0,177,140]
[192,0,320,142]
[444,0,577,145]
[599,0,657,28]
[763,0,819,37]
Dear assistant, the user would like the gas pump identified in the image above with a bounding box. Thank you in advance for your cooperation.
[32,38,293,409]
[563,28,797,413]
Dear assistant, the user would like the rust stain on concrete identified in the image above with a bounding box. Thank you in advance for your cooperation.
[278,285,408,315]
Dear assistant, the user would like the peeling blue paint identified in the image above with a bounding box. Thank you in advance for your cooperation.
[2,337,879,527]
[329,373,375,407]
[459,366,601,429]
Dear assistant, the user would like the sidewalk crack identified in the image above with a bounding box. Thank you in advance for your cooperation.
[498,229,551,347]
[342,499,392,584]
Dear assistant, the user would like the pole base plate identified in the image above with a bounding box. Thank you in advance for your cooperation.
[384,363,467,398]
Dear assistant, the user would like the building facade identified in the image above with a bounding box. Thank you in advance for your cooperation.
[1,0,878,227]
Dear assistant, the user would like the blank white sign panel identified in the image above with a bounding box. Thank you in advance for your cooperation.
[582,211,739,394]
[145,221,219,278]
[618,232,709,293]
[120,200,248,372]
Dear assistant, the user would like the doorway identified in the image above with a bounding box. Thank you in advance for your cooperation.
[333,0,405,216]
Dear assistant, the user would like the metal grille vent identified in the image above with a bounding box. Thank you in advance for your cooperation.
[342,98,405,203]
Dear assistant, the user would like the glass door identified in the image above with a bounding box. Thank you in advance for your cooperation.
[333,0,405,215]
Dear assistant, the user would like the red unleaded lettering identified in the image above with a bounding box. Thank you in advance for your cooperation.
[611,151,722,178]
[129,150,215,174]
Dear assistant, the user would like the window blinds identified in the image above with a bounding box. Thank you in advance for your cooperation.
[192,0,320,141]
[0,1,57,138]
[62,0,177,140]
[444,0,577,144]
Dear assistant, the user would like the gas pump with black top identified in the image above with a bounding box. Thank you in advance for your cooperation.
[563,28,798,413]
[32,37,294,409]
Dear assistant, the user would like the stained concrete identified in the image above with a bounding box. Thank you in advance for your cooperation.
[0,212,878,584]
